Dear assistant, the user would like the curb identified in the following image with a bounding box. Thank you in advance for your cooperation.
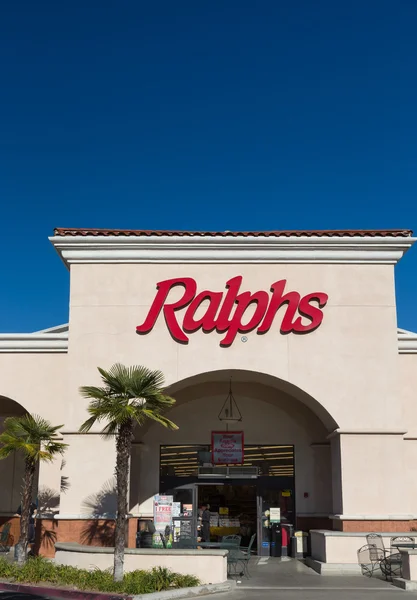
[0,580,233,600]
[131,582,234,600]
[0,581,128,600]
[392,577,417,591]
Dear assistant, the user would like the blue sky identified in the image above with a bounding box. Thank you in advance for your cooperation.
[1,0,416,332]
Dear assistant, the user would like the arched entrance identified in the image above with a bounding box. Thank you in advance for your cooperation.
[0,396,38,548]
[131,370,339,554]
[0,396,29,514]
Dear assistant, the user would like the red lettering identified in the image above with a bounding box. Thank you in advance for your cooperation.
[292,292,328,333]
[183,291,223,333]
[257,280,301,334]
[215,276,243,332]
[136,277,328,346]
[219,290,269,346]
[136,278,196,343]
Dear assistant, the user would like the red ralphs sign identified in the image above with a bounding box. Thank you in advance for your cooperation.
[212,431,244,465]
[136,276,328,347]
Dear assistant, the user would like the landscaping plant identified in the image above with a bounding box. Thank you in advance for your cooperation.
[79,364,178,582]
[0,415,67,565]
[0,556,199,594]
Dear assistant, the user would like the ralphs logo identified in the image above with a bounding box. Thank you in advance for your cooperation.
[136,276,328,347]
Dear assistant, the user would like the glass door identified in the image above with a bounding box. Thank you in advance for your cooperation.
[257,491,271,556]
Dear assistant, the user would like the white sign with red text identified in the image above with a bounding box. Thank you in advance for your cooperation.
[153,495,173,533]
[212,431,244,465]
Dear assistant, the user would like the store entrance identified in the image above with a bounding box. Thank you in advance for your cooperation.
[197,484,256,548]
[159,443,295,556]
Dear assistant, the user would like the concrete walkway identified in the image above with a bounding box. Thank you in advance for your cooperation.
[224,557,416,599]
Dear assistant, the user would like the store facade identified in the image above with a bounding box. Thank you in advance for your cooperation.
[1,228,417,563]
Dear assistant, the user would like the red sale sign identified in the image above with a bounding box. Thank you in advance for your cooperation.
[136,276,328,347]
[212,431,244,465]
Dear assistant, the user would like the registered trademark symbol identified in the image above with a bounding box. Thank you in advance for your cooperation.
[241,336,248,343]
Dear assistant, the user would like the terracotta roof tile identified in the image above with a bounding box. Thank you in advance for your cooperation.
[53,228,413,238]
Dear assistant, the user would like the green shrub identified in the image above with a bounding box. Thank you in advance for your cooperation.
[0,556,199,594]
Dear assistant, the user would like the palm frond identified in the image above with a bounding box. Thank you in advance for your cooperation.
[79,364,178,437]
[139,409,179,430]
[79,386,110,401]
[79,415,98,433]
[0,414,66,463]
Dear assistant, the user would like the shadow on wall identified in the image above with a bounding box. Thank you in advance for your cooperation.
[35,519,58,554]
[38,486,60,513]
[81,478,117,546]
[60,459,70,494]
[34,486,59,556]
[37,460,70,515]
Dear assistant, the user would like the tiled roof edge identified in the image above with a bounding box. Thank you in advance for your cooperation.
[53,228,414,238]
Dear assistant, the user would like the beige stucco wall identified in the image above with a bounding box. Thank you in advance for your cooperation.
[311,531,411,564]
[0,259,411,524]
[0,354,67,513]
[338,433,407,517]
[399,354,417,518]
[55,262,401,518]
[66,262,399,429]
[399,549,417,581]
[55,546,228,583]
[0,354,67,422]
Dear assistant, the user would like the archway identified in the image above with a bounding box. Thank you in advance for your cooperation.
[130,369,339,541]
[0,396,39,548]
[0,396,29,514]
[165,369,338,433]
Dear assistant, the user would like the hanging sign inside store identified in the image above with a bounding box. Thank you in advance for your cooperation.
[212,431,244,464]
[136,276,328,347]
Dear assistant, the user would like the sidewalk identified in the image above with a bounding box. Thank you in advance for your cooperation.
[224,557,415,599]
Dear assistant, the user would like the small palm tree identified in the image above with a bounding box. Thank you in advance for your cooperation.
[79,364,178,582]
[0,414,67,564]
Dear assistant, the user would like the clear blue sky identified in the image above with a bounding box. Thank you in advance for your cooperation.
[1,0,416,332]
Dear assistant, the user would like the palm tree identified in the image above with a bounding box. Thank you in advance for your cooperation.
[0,414,67,565]
[79,364,178,582]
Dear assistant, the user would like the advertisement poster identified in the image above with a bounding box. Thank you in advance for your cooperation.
[173,519,181,542]
[172,502,181,517]
[153,495,173,546]
[211,431,244,465]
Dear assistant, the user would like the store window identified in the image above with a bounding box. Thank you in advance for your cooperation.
[159,444,294,478]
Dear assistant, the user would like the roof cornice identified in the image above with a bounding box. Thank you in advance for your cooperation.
[49,234,416,267]
[0,327,416,354]
[0,333,68,353]
[398,329,417,354]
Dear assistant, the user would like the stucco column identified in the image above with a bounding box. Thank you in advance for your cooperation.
[37,457,62,512]
[330,430,410,531]
[311,444,332,515]
[59,433,117,516]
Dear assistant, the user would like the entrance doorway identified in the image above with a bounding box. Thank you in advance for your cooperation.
[159,444,295,555]
[198,484,256,548]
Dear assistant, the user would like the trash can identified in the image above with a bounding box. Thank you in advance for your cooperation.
[137,519,154,548]
[291,531,308,558]
[281,524,293,557]
[270,523,282,557]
